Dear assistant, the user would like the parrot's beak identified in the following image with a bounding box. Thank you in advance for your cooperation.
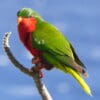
[17,17,23,24]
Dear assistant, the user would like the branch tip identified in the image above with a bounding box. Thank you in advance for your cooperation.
[3,32,12,47]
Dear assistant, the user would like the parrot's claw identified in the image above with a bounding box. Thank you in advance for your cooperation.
[38,70,44,78]
[29,65,44,78]
[31,57,41,64]
[29,66,35,73]
[38,66,44,78]
[31,57,44,78]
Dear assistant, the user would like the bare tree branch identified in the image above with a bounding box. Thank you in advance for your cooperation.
[3,32,53,100]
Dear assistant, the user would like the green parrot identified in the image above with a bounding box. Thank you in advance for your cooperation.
[17,8,92,96]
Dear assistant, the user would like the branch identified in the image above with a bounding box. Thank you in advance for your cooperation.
[3,32,53,100]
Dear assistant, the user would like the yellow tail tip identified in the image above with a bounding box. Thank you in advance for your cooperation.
[89,92,93,97]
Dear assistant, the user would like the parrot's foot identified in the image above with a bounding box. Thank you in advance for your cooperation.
[31,57,44,78]
[31,57,54,78]
[31,57,41,64]
[29,66,44,78]
[31,57,54,70]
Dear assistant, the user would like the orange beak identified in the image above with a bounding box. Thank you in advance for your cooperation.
[17,17,23,24]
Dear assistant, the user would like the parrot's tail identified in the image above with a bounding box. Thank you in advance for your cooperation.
[66,67,92,96]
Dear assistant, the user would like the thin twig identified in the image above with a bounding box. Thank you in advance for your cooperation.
[3,32,53,100]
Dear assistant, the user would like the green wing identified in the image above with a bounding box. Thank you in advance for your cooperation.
[32,21,84,68]
[69,43,85,67]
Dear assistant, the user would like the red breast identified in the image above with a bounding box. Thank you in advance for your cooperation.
[17,17,42,56]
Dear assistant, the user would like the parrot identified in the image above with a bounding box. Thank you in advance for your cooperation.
[17,8,92,96]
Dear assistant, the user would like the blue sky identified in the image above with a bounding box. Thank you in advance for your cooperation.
[0,0,100,100]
